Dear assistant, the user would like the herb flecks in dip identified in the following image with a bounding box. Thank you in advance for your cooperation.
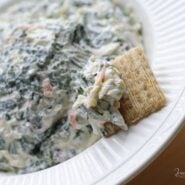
[0,0,142,173]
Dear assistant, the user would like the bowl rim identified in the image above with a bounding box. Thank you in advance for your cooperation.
[0,1,185,185]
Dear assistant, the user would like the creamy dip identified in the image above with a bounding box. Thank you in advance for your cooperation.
[0,0,142,173]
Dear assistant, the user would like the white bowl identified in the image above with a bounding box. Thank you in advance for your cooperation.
[0,0,185,184]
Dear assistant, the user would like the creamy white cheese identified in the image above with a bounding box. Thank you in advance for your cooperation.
[0,0,143,173]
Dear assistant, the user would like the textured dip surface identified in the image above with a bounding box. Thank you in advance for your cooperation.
[0,0,142,173]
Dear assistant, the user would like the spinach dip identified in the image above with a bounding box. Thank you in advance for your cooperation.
[0,0,143,173]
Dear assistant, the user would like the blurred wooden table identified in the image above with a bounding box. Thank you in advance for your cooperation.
[125,123,185,185]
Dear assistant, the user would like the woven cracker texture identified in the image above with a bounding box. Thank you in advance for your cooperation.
[112,47,166,125]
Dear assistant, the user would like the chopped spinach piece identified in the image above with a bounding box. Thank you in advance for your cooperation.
[0,100,17,112]
[71,24,85,43]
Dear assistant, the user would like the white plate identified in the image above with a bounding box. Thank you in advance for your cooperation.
[0,0,185,184]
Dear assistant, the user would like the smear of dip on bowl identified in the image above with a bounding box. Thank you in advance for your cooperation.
[0,0,142,173]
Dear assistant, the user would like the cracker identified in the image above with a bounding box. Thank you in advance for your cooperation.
[103,122,121,137]
[112,47,166,124]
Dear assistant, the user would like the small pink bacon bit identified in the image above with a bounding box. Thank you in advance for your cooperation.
[96,64,108,85]
[42,78,53,97]
[68,110,77,128]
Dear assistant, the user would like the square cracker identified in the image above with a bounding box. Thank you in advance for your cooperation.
[112,47,166,125]
[103,122,121,137]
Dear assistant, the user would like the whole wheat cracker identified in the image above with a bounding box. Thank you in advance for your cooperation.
[103,122,121,137]
[111,47,166,125]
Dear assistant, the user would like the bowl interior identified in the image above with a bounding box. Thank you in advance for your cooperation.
[0,1,185,185]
